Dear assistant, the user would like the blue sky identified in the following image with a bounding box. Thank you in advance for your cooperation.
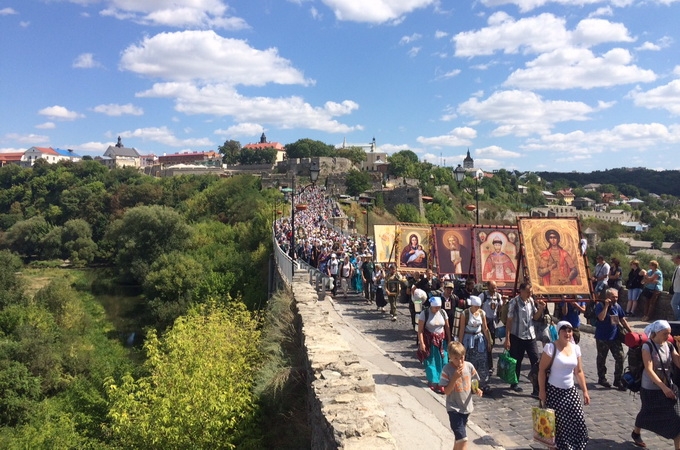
[1,0,679,173]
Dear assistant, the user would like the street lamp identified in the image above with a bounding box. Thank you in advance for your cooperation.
[453,164,480,225]
[290,161,320,276]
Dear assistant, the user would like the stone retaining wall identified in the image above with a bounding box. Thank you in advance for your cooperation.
[291,278,397,449]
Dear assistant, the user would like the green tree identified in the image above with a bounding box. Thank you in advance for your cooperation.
[144,252,205,329]
[104,205,193,284]
[61,219,97,266]
[344,170,372,196]
[218,139,241,165]
[0,251,25,309]
[284,138,335,159]
[335,146,366,166]
[594,239,630,261]
[4,216,52,259]
[106,302,261,449]
[524,185,545,207]
[387,150,419,178]
[394,203,423,223]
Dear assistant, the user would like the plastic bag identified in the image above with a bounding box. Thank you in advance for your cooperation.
[497,350,518,385]
[532,405,556,447]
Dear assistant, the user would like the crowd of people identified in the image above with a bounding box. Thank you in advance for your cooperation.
[273,187,680,450]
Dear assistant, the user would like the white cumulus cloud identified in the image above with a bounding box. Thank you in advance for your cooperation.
[505,48,656,90]
[214,123,264,137]
[98,0,248,30]
[38,105,84,120]
[119,126,214,147]
[629,80,680,115]
[454,13,634,57]
[416,127,477,147]
[321,0,436,23]
[120,30,312,86]
[458,90,595,136]
[73,53,102,68]
[93,103,144,116]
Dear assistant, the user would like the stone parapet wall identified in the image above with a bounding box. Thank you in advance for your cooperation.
[291,278,397,449]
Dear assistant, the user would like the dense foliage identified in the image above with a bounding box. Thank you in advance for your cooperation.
[106,302,261,449]
[0,161,307,448]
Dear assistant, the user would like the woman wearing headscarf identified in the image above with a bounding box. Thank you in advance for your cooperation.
[538,320,590,450]
[417,297,451,394]
[458,295,493,393]
[630,320,680,449]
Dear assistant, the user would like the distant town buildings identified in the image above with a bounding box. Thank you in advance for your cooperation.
[0,146,81,167]
[243,133,286,163]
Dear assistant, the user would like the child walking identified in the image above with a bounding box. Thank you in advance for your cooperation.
[439,341,483,450]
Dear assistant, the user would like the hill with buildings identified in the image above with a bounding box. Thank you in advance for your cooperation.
[536,168,680,198]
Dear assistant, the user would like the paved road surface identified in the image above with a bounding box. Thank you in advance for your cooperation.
[328,290,675,449]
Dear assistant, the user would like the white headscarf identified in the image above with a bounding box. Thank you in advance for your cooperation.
[644,320,670,337]
[469,295,482,307]
[429,297,442,307]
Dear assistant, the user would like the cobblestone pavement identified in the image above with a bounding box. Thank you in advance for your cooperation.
[330,291,675,450]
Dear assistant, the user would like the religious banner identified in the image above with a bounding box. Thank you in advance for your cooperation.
[518,218,590,296]
[373,225,398,264]
[474,227,519,288]
[397,225,431,272]
[433,226,473,276]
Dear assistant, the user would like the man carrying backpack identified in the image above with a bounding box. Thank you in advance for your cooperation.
[504,282,547,396]
[594,288,632,390]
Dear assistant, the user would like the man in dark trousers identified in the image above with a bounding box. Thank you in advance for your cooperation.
[594,288,631,390]
[504,282,547,396]
[361,253,374,305]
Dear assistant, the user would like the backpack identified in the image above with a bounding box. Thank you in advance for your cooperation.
[423,307,448,324]
[621,341,650,393]
[583,300,597,326]
[500,301,510,325]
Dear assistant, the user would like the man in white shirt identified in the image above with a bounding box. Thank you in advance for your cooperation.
[591,255,610,297]
[671,254,680,321]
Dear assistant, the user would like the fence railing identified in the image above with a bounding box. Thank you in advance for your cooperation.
[272,230,333,295]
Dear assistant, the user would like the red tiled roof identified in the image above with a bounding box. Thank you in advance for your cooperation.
[32,146,58,155]
[243,142,285,150]
[0,152,24,161]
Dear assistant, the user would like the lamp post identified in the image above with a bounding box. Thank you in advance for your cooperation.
[453,164,479,225]
[290,161,320,276]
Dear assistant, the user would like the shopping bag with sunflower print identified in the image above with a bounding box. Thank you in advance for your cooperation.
[532,404,556,447]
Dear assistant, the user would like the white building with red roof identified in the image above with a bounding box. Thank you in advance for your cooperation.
[243,133,285,162]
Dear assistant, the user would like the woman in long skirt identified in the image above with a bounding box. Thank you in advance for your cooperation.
[630,320,680,449]
[538,321,590,450]
[417,297,451,394]
[458,296,493,393]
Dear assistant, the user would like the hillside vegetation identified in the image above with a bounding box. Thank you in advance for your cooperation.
[0,160,307,448]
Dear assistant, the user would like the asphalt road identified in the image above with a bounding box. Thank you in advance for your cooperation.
[330,290,675,450]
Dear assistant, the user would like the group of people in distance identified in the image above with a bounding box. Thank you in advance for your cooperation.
[274,187,680,450]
